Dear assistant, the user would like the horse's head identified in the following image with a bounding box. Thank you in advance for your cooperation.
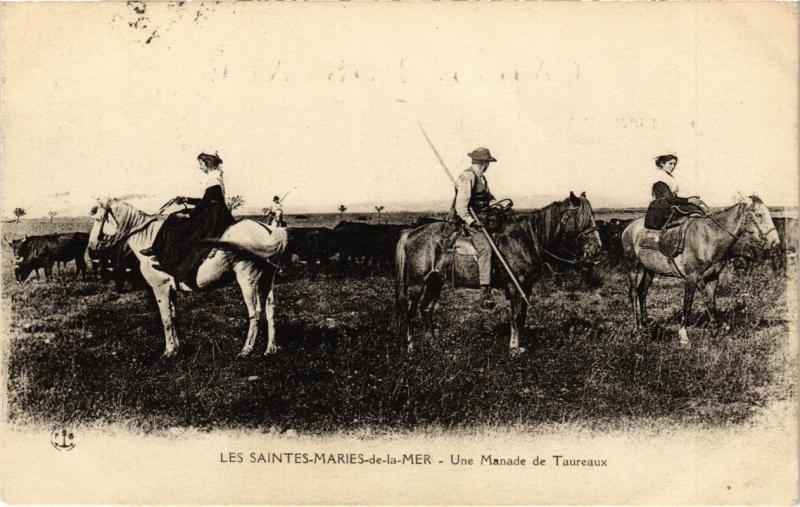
[553,191,603,263]
[742,195,780,250]
[88,198,125,255]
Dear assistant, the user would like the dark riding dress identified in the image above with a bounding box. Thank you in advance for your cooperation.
[644,170,704,230]
[644,195,693,229]
[151,169,235,282]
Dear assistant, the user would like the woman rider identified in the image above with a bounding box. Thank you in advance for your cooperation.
[644,154,708,229]
[141,152,235,283]
[653,154,680,195]
[652,154,709,208]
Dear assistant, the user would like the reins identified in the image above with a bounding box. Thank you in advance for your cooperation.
[702,203,773,250]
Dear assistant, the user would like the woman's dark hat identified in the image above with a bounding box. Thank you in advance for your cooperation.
[198,152,223,168]
[468,147,497,163]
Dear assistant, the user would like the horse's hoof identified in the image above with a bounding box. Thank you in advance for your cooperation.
[264,345,280,356]
[510,347,527,357]
[162,350,178,359]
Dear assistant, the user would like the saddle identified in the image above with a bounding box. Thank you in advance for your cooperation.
[150,203,235,284]
[438,224,500,287]
[640,216,692,258]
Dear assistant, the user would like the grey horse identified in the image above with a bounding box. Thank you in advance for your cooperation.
[621,195,779,346]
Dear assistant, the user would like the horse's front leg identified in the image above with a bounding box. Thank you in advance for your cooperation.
[264,284,278,355]
[508,292,528,355]
[153,281,180,357]
[679,280,696,348]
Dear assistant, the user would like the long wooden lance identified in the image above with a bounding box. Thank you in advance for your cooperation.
[278,187,297,204]
[417,122,531,307]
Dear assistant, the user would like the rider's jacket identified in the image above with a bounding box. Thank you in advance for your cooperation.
[447,167,495,226]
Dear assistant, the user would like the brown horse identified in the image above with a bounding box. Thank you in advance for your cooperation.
[395,191,602,354]
[621,196,779,347]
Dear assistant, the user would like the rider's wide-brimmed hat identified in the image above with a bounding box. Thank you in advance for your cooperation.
[468,147,497,163]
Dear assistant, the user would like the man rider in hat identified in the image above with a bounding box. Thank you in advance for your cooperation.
[265,195,284,226]
[447,147,499,309]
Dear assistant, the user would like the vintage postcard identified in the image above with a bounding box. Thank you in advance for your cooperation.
[1,2,797,504]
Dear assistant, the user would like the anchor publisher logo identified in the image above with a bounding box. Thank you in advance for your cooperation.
[50,428,75,451]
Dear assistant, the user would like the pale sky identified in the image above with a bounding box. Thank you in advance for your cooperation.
[2,3,797,217]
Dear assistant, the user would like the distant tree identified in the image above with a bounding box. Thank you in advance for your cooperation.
[13,208,26,223]
[226,195,245,212]
[375,205,385,222]
[47,211,58,223]
[338,204,347,220]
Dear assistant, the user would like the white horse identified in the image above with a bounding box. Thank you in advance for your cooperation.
[87,198,288,358]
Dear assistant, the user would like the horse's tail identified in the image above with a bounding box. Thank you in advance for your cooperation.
[197,236,286,265]
[394,229,411,309]
[620,221,636,258]
[620,219,640,273]
[197,239,257,258]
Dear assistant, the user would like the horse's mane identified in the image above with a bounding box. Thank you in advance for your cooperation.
[105,198,152,236]
[526,198,576,247]
[713,200,749,217]
[527,201,559,247]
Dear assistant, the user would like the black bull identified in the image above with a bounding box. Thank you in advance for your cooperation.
[395,192,603,354]
[286,222,408,275]
[331,221,408,272]
[88,242,146,292]
[10,232,89,282]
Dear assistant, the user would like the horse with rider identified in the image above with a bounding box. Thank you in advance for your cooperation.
[624,154,780,347]
[396,145,603,354]
[88,152,288,358]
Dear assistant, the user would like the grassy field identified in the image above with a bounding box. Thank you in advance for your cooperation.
[1,216,796,433]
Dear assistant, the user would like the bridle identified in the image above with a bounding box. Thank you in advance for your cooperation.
[96,204,114,244]
[704,200,775,249]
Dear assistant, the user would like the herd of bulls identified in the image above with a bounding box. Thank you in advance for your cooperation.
[4,215,797,288]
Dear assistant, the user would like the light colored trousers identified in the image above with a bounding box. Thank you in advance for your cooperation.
[468,230,492,286]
